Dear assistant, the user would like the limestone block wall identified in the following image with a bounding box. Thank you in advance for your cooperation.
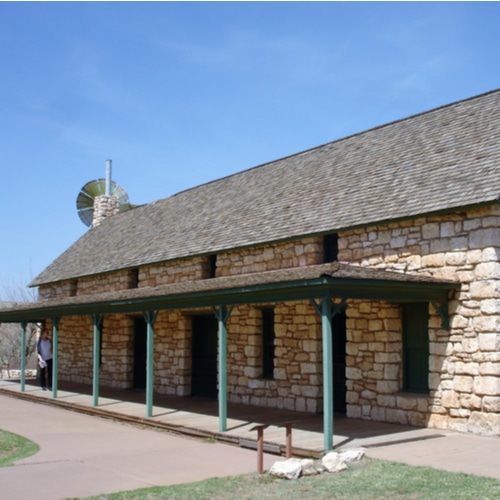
[217,237,323,276]
[53,315,134,388]
[226,306,265,405]
[340,204,500,436]
[345,300,436,427]
[152,310,191,396]
[52,303,323,414]
[39,269,138,300]
[274,301,323,412]
[76,270,138,296]
[139,257,207,287]
[53,312,191,393]
[55,316,94,385]
[226,302,322,412]
[39,280,77,300]
[100,314,135,388]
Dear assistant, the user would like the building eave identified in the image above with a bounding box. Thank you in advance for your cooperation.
[0,263,460,323]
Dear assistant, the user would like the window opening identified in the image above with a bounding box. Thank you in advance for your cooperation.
[323,234,339,262]
[128,268,139,289]
[209,254,217,278]
[262,308,275,379]
[402,303,429,393]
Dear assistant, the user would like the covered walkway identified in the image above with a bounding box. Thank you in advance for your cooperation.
[0,262,459,451]
[1,378,446,459]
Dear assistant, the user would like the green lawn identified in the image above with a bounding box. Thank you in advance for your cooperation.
[88,458,500,500]
[0,429,39,467]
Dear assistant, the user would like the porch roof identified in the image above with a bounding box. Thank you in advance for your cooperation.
[0,263,459,323]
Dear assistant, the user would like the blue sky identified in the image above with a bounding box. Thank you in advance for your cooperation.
[0,1,499,299]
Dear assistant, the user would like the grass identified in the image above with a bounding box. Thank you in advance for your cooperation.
[87,457,500,500]
[0,429,39,467]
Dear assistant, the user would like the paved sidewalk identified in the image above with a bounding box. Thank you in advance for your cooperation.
[0,396,277,500]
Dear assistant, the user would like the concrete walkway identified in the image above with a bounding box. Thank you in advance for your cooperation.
[0,396,278,500]
[0,381,499,499]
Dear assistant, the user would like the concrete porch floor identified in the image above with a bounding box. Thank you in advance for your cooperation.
[0,378,446,458]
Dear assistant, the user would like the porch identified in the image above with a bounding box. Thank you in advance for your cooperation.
[0,378,442,459]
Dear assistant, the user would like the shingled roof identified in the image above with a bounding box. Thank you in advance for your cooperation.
[31,89,500,287]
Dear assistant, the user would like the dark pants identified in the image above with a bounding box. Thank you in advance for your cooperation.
[40,358,53,389]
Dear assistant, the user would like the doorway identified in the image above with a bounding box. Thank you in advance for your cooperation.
[133,316,147,389]
[191,315,218,398]
[332,311,347,413]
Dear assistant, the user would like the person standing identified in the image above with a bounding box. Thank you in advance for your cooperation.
[37,328,53,391]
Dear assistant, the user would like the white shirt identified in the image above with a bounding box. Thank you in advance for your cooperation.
[38,338,52,361]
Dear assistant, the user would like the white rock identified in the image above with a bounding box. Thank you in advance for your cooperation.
[338,447,366,463]
[269,458,303,479]
[321,452,347,473]
[301,458,320,476]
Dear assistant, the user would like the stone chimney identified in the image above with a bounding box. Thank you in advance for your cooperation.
[92,194,120,228]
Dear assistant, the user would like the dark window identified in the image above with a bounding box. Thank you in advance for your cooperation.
[209,255,217,278]
[262,308,275,379]
[128,268,139,289]
[402,303,429,393]
[191,315,218,398]
[323,234,339,262]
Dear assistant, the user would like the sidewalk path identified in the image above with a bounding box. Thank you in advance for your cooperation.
[0,396,276,500]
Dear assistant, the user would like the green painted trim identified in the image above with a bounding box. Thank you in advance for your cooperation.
[431,301,450,329]
[144,311,158,418]
[51,318,60,398]
[213,305,232,432]
[20,321,27,392]
[92,314,103,407]
[321,298,334,451]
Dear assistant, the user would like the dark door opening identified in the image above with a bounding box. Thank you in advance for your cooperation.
[133,317,147,389]
[191,315,218,398]
[332,311,347,413]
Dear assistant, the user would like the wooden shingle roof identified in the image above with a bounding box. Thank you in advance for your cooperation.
[31,89,500,286]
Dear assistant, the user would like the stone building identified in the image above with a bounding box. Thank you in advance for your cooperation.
[1,89,499,446]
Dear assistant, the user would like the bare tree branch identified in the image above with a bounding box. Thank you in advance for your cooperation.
[0,277,39,378]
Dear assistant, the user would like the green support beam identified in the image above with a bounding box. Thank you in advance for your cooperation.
[144,311,158,418]
[213,305,233,432]
[20,321,27,392]
[51,318,60,398]
[92,314,103,407]
[321,298,334,450]
[431,301,450,329]
[312,298,347,451]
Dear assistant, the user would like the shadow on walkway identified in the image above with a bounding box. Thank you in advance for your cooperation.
[1,378,444,457]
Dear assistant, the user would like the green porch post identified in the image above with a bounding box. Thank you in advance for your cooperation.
[92,315,103,407]
[321,298,334,450]
[144,311,157,418]
[20,321,27,392]
[312,298,346,451]
[51,318,60,398]
[213,305,233,432]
